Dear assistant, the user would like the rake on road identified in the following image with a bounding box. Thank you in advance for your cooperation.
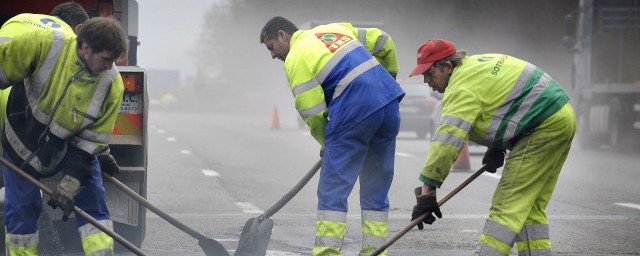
[369,165,488,256]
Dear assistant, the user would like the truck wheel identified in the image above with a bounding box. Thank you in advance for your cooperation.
[608,98,621,148]
[578,106,608,149]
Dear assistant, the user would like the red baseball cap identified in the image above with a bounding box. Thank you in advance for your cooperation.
[409,39,457,77]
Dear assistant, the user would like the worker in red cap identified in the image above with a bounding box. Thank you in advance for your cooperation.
[409,39,576,256]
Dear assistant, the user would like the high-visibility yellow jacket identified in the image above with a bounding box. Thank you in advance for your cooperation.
[0,14,76,144]
[284,23,404,146]
[0,13,77,36]
[0,14,124,181]
[421,54,569,187]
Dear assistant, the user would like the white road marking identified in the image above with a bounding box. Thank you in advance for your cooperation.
[461,229,478,233]
[202,169,220,177]
[395,152,413,157]
[614,202,640,211]
[265,251,305,256]
[180,149,191,154]
[235,202,264,214]
[157,129,166,134]
[215,238,239,242]
[166,137,176,142]
[482,172,502,179]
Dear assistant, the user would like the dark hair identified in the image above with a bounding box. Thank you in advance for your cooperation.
[260,16,298,43]
[50,2,89,28]
[433,51,467,70]
[76,17,127,58]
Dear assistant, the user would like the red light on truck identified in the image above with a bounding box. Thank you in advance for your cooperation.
[120,72,143,92]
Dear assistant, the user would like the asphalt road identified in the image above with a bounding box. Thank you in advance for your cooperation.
[15,110,640,255]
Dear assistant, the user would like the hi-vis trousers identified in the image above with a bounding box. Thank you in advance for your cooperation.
[3,153,115,256]
[313,100,400,256]
[476,104,576,256]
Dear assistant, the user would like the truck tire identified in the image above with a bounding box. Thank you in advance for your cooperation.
[578,106,609,149]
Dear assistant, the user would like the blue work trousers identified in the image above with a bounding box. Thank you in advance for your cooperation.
[319,100,400,212]
[3,152,111,235]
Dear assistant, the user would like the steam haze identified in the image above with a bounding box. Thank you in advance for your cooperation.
[137,0,577,119]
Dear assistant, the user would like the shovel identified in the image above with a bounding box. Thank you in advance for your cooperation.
[234,159,322,256]
[0,157,147,256]
[102,173,230,256]
[369,164,488,256]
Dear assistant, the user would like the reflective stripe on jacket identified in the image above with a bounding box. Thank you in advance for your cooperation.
[339,23,399,76]
[284,23,404,146]
[421,54,569,187]
[0,14,124,176]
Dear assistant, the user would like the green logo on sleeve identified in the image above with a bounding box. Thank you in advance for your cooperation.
[477,56,496,62]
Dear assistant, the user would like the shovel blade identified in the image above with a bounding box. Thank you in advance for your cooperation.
[198,237,230,256]
[234,217,274,256]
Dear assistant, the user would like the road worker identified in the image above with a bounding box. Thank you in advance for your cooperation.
[409,39,576,256]
[0,15,126,255]
[260,16,405,256]
[0,1,88,155]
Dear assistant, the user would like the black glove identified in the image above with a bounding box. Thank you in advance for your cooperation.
[98,154,120,177]
[319,148,325,157]
[482,149,506,173]
[47,175,83,221]
[411,186,442,230]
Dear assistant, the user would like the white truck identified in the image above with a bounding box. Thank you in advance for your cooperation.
[0,0,149,251]
[564,0,640,150]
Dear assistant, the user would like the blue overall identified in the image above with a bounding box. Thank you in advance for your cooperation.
[319,100,400,212]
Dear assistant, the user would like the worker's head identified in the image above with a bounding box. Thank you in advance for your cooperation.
[260,16,298,62]
[410,39,465,93]
[50,1,89,34]
[76,17,127,76]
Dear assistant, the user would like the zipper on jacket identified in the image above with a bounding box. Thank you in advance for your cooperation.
[72,107,97,123]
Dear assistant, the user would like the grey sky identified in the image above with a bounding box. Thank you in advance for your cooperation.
[136,0,217,78]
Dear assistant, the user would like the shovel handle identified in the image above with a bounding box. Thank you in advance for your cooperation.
[0,157,147,256]
[102,174,207,241]
[369,165,488,256]
[263,159,322,218]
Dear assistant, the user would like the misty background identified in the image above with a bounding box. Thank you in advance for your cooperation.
[136,0,577,119]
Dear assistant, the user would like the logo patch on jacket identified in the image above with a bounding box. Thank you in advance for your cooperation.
[315,33,353,53]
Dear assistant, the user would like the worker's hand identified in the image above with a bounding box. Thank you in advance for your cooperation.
[411,186,442,230]
[98,154,120,177]
[319,148,325,157]
[47,175,83,221]
[482,148,506,173]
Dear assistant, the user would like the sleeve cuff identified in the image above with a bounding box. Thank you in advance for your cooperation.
[419,175,442,188]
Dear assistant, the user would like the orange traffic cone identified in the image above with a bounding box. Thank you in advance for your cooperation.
[271,106,280,130]
[451,142,471,172]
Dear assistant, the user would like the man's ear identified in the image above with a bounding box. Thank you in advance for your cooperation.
[445,61,454,75]
[80,41,92,54]
[278,30,290,43]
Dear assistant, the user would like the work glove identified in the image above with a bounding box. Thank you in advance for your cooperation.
[47,175,83,221]
[411,186,442,230]
[98,153,120,177]
[319,148,325,157]
[482,148,506,173]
